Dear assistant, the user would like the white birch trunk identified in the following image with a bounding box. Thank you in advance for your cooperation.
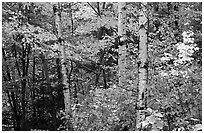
[118,2,127,87]
[53,3,71,115]
[136,2,148,130]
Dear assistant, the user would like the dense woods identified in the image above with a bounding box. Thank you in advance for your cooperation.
[2,2,202,131]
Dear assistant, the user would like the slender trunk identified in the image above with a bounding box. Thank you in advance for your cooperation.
[136,2,148,130]
[97,2,100,15]
[96,3,101,86]
[32,56,36,118]
[68,3,76,104]
[95,3,107,89]
[107,69,110,83]
[95,3,103,87]
[40,52,57,130]
[20,43,26,130]
[69,3,74,36]
[102,69,107,89]
[12,43,22,115]
[3,48,21,130]
[21,43,30,130]
[95,70,102,86]
[56,58,62,88]
[95,51,105,86]
[69,61,76,103]
[102,2,106,9]
[118,2,127,87]
[53,3,73,130]
[13,43,21,77]
[176,86,185,114]
[10,44,22,120]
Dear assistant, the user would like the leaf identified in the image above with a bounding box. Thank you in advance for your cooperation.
[155,120,164,129]
[141,121,149,128]
[136,122,142,129]
[146,107,153,114]
[194,124,202,131]
[151,124,160,131]
[190,118,200,121]
[78,113,86,118]
[154,112,163,118]
[146,115,156,124]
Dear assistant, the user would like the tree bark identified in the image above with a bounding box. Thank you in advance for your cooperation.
[32,56,36,118]
[53,3,73,130]
[136,2,148,130]
[3,48,21,130]
[118,2,127,87]
[40,52,57,130]
[102,69,107,89]
[20,42,31,130]
[95,3,104,87]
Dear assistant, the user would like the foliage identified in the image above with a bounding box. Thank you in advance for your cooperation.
[67,86,136,131]
[2,2,202,131]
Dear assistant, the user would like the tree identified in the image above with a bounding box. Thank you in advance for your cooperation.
[118,2,127,87]
[136,2,148,130]
[53,3,73,130]
[39,52,57,130]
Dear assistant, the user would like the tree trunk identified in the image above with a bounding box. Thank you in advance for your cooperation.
[102,69,107,89]
[32,56,36,118]
[3,48,21,130]
[118,2,127,87]
[95,3,104,87]
[40,52,57,130]
[53,3,73,130]
[20,43,31,130]
[95,51,105,86]
[20,43,26,130]
[136,2,148,130]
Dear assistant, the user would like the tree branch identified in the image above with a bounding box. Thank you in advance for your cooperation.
[87,2,100,16]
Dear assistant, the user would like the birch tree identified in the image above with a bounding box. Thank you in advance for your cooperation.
[53,3,73,130]
[136,2,148,130]
[118,2,127,86]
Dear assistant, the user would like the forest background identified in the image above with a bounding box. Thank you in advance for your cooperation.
[1,1,202,131]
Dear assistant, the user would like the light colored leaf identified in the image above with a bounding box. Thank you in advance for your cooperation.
[146,107,153,114]
[154,112,163,118]
[155,120,164,129]
[151,124,160,131]
[141,121,149,128]
[194,124,202,131]
[146,115,156,124]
